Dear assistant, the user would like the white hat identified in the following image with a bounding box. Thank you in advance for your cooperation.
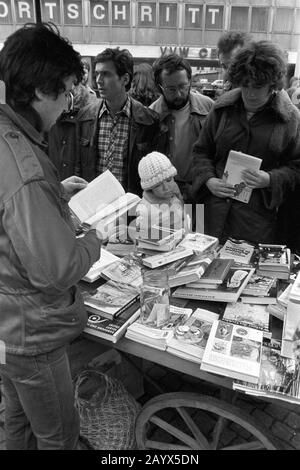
[138,152,177,190]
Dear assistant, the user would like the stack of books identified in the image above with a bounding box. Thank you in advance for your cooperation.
[172,266,255,303]
[82,248,119,283]
[166,308,219,363]
[201,319,264,384]
[125,306,193,350]
[178,232,219,255]
[168,252,216,288]
[266,283,292,321]
[257,244,291,280]
[240,274,278,304]
[142,246,193,269]
[187,258,234,288]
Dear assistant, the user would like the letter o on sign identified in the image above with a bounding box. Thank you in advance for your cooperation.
[199,48,208,59]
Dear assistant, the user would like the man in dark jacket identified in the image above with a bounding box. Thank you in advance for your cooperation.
[49,48,159,197]
[150,54,213,203]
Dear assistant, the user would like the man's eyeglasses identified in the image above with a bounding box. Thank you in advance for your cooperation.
[159,83,190,95]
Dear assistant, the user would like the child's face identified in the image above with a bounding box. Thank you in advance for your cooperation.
[151,177,175,200]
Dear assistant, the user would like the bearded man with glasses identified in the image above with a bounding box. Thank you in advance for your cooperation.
[151,54,213,205]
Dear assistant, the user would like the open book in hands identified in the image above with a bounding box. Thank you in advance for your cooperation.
[68,170,140,234]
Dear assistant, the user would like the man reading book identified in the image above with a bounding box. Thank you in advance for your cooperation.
[0,23,106,450]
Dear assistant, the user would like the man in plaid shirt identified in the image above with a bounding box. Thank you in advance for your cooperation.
[49,48,159,196]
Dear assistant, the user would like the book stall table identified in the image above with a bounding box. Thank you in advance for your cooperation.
[83,297,284,451]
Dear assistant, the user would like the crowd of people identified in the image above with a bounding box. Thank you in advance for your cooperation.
[0,22,299,449]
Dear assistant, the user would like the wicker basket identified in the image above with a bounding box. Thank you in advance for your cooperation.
[74,369,140,450]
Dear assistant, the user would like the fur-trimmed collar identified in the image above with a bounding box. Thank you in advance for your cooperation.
[213,88,297,123]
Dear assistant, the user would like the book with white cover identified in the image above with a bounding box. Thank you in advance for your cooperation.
[178,233,219,254]
[100,254,142,287]
[142,246,193,269]
[201,320,263,384]
[168,252,216,288]
[172,267,255,303]
[82,248,119,283]
[218,239,255,265]
[69,170,140,227]
[223,150,262,203]
[223,302,270,333]
[167,308,219,363]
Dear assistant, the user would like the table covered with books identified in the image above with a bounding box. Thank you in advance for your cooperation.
[80,234,300,451]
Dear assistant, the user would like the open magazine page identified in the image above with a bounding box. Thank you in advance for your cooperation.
[201,320,263,383]
[69,170,125,223]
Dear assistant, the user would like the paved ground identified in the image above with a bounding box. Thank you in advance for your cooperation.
[1,352,300,450]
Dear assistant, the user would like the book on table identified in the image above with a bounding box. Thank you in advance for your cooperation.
[125,305,193,351]
[201,319,263,384]
[142,246,194,269]
[222,302,271,335]
[166,308,219,363]
[233,338,300,405]
[188,258,234,286]
[218,238,255,265]
[223,150,262,204]
[68,169,140,229]
[81,280,139,320]
[84,301,140,343]
[240,274,278,304]
[137,227,184,252]
[178,232,219,255]
[168,252,216,288]
[82,248,119,283]
[258,244,291,277]
[172,266,255,303]
[100,254,143,288]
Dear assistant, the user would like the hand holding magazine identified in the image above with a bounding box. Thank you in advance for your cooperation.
[69,170,140,229]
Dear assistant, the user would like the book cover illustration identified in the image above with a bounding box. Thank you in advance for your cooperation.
[241,274,276,297]
[223,302,270,332]
[223,150,262,203]
[218,238,255,265]
[82,280,139,317]
[258,244,289,269]
[101,254,142,287]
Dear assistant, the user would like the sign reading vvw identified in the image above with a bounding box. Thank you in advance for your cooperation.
[0,0,224,27]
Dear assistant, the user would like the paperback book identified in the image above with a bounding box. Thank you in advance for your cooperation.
[218,238,255,265]
[84,302,140,343]
[168,252,216,288]
[178,232,219,255]
[100,254,142,287]
[166,308,219,363]
[258,244,291,278]
[142,246,193,269]
[222,302,271,334]
[233,339,300,405]
[172,267,255,303]
[125,305,193,350]
[201,320,263,384]
[223,150,262,203]
[69,169,140,229]
[82,248,119,283]
[137,226,184,252]
[189,258,234,286]
[81,280,139,320]
[240,274,277,304]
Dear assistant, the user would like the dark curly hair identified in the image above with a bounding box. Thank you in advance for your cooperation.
[152,54,192,88]
[0,22,83,107]
[130,63,159,106]
[227,41,287,90]
[95,48,133,92]
[217,32,252,56]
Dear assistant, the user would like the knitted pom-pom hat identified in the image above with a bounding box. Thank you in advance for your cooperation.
[138,151,177,190]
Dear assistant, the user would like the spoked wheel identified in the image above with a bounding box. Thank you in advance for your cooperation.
[136,392,278,450]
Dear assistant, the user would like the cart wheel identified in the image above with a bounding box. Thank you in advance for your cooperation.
[136,392,278,450]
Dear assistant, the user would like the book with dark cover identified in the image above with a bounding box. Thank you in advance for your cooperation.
[84,302,140,343]
[191,258,234,285]
[172,267,255,303]
[81,280,139,320]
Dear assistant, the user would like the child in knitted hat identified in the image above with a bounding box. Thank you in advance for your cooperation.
[136,151,189,241]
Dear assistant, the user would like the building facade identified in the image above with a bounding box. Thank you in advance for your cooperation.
[0,0,299,66]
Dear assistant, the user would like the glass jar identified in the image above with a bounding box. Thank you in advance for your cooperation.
[140,268,170,326]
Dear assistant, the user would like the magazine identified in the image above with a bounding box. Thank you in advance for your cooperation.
[201,320,263,383]
[223,150,262,203]
[166,308,219,363]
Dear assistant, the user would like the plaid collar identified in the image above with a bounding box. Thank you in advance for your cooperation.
[99,95,131,119]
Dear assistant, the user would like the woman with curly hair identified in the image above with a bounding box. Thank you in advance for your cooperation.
[130,62,159,106]
[192,40,300,245]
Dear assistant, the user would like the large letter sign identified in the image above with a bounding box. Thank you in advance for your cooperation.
[205,5,223,29]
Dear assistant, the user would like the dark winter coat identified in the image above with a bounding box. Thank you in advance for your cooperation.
[48,97,160,196]
[192,88,300,244]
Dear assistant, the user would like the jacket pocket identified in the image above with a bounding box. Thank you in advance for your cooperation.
[79,138,92,167]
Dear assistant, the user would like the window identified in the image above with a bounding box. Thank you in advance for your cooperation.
[273,8,293,33]
[251,7,268,33]
[230,6,248,31]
